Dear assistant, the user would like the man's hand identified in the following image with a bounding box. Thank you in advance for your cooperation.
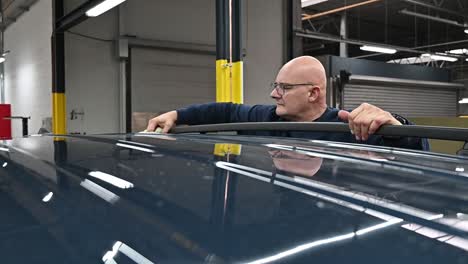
[338,103,402,141]
[146,111,178,133]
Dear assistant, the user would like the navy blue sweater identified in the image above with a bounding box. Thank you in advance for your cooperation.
[177,103,429,151]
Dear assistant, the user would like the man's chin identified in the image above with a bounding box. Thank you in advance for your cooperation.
[275,107,287,117]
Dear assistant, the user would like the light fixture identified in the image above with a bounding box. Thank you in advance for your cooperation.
[465,29,468,34]
[431,54,458,62]
[459,98,468,104]
[0,57,5,64]
[448,49,468,55]
[387,56,432,64]
[360,45,397,54]
[86,0,127,17]
[2,162,7,168]
[301,0,328,8]
[421,53,458,62]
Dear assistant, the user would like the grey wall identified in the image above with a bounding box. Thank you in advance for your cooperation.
[4,0,52,137]
[244,0,285,105]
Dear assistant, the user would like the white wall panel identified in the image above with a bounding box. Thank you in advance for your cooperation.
[3,0,285,135]
[65,9,120,134]
[122,0,216,45]
[4,0,52,137]
[131,48,215,115]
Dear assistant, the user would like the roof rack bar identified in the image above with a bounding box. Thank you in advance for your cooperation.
[170,122,468,141]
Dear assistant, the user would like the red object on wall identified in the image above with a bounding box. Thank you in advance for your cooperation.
[0,104,12,140]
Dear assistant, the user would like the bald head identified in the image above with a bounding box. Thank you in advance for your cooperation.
[277,56,327,93]
[271,56,328,121]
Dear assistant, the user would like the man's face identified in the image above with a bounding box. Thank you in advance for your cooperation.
[269,150,323,177]
[270,71,311,120]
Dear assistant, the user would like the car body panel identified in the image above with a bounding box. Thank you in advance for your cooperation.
[1,133,468,263]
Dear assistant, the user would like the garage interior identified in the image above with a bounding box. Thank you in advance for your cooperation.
[0,2,468,263]
[0,0,467,153]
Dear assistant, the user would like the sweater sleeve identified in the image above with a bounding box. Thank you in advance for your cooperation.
[381,113,430,151]
[176,102,275,125]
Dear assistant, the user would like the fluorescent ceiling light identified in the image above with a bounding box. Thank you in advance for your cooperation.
[301,0,328,8]
[2,162,7,168]
[448,49,468,55]
[430,54,458,62]
[360,45,397,54]
[387,56,432,64]
[459,98,468,104]
[0,57,5,64]
[421,53,458,62]
[86,0,126,17]
[465,29,468,34]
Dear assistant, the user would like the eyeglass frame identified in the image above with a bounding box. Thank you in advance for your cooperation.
[270,82,317,97]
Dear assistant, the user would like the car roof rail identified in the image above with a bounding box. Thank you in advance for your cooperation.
[170,122,468,142]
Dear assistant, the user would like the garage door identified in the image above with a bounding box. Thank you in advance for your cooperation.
[343,75,462,117]
[130,47,215,130]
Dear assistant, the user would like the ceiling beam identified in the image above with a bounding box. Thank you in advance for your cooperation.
[403,0,468,19]
[296,30,467,60]
[302,0,382,21]
[399,9,468,28]
[55,0,103,32]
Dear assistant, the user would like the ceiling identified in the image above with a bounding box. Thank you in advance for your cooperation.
[0,0,39,31]
[301,0,468,65]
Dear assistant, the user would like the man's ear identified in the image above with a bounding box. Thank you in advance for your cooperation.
[308,87,320,102]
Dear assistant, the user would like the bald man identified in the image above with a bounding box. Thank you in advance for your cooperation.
[146,56,429,150]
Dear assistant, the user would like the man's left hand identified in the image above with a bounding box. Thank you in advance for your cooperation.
[338,103,402,141]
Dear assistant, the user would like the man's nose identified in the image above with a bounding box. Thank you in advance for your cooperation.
[270,88,281,99]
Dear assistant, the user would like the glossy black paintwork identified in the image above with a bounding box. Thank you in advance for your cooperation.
[0,133,468,264]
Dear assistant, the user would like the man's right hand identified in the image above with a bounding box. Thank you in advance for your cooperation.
[146,110,178,133]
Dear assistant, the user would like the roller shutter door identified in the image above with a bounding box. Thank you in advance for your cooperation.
[342,76,461,117]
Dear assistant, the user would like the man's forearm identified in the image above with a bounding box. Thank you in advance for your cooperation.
[176,102,235,125]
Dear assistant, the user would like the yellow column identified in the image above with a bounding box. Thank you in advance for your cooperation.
[52,93,66,135]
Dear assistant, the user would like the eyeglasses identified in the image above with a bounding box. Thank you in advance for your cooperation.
[270,82,315,96]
